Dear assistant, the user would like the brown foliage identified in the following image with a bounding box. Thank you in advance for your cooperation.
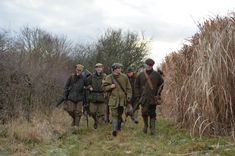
[162,13,235,137]
[0,27,71,122]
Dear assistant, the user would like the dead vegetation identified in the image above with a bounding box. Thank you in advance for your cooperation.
[162,13,235,137]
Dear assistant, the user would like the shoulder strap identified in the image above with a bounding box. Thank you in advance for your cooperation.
[144,69,154,90]
[111,75,127,96]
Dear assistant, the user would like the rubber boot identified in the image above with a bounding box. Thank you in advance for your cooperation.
[143,116,148,134]
[150,118,156,135]
[117,119,122,131]
[112,119,118,137]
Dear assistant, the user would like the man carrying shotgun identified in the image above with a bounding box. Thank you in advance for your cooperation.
[135,58,164,135]
[62,64,89,128]
[103,63,132,137]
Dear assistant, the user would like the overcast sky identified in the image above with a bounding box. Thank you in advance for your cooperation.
[0,0,234,65]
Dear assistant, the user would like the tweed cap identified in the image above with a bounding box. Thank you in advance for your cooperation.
[111,63,123,70]
[95,63,103,67]
[127,67,134,73]
[145,58,155,66]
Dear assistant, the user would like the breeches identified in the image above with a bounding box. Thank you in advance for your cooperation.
[89,102,105,117]
[111,106,124,120]
[64,100,83,117]
[141,104,156,118]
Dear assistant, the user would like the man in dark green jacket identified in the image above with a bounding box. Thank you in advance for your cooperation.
[103,63,132,136]
[63,64,88,128]
[135,59,164,135]
[126,67,138,123]
[87,63,106,129]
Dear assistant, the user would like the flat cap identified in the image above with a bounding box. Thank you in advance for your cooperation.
[95,63,103,67]
[145,58,155,66]
[111,63,123,70]
[127,67,134,73]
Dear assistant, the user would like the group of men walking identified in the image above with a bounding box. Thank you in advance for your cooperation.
[62,58,164,137]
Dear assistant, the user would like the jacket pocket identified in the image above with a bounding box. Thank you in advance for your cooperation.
[109,96,118,108]
[88,92,105,103]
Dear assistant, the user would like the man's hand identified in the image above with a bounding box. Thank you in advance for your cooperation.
[110,84,116,89]
[127,97,131,103]
[154,96,162,105]
[89,87,93,91]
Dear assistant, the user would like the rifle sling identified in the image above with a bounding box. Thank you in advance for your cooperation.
[144,69,154,90]
[112,75,127,96]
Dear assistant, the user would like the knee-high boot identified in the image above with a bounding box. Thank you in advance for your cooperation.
[142,115,148,134]
[150,117,156,135]
[112,119,118,136]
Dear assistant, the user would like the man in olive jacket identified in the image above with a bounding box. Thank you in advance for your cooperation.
[135,59,164,135]
[63,64,88,127]
[103,63,132,136]
[87,63,106,129]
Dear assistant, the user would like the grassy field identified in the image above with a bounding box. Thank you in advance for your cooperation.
[1,110,235,156]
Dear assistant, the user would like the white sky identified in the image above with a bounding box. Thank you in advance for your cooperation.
[0,0,234,66]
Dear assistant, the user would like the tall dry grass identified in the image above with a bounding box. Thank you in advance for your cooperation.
[0,108,71,154]
[162,13,235,137]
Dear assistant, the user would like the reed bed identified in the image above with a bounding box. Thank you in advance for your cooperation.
[162,13,235,137]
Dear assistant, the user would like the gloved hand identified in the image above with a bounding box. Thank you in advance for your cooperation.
[154,96,162,105]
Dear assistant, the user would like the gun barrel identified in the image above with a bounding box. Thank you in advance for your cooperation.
[56,97,65,107]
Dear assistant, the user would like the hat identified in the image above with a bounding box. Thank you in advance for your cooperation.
[127,67,134,73]
[95,63,103,68]
[111,63,123,70]
[75,64,84,70]
[145,58,155,66]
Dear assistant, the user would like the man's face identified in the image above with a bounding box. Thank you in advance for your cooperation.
[127,72,134,77]
[145,64,153,71]
[114,67,122,74]
[76,68,82,75]
[95,66,103,73]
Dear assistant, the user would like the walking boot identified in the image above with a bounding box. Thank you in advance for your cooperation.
[143,116,148,134]
[150,118,156,135]
[74,115,81,128]
[72,117,75,126]
[93,115,98,129]
[112,119,118,137]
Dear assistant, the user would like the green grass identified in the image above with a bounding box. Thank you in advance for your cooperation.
[1,116,235,156]
[41,117,235,156]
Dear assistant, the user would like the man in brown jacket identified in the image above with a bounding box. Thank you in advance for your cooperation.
[135,59,164,135]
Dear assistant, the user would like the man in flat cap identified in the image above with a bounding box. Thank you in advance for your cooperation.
[135,58,164,135]
[63,64,88,128]
[87,63,106,129]
[102,63,132,136]
[126,67,138,123]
